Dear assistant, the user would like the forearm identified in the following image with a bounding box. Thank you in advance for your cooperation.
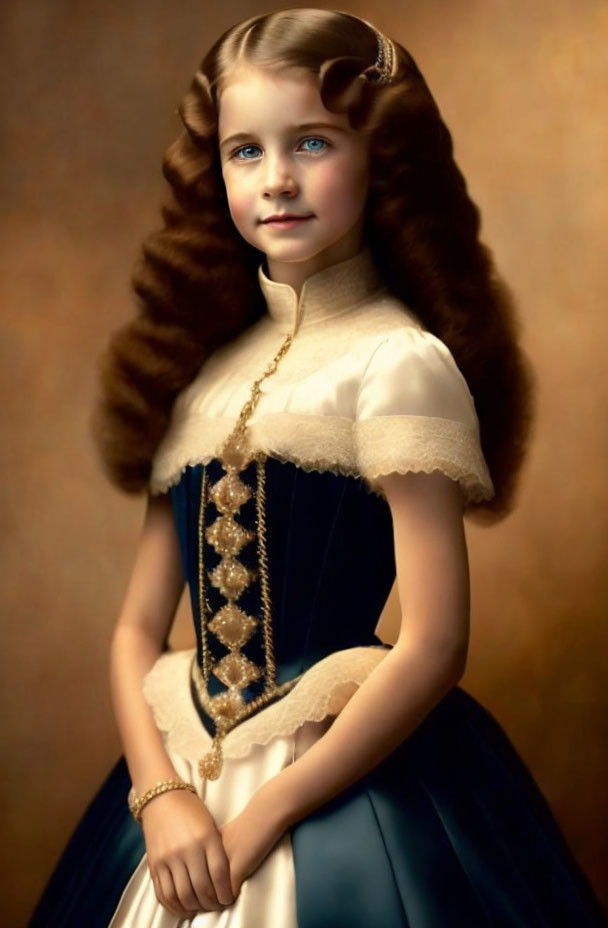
[259,638,464,829]
[109,624,181,794]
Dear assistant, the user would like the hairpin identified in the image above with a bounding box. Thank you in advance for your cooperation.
[358,23,396,85]
[372,29,396,84]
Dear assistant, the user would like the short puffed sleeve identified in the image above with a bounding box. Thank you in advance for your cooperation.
[354,327,495,504]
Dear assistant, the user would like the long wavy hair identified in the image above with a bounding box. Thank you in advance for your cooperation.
[90,8,535,523]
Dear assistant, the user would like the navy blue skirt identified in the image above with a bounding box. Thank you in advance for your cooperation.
[27,685,606,927]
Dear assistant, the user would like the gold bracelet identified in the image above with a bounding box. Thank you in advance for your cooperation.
[128,778,197,824]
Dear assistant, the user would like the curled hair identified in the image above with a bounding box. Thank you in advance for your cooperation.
[90,8,535,522]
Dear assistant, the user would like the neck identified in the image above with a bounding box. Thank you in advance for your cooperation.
[258,244,386,337]
[264,222,367,299]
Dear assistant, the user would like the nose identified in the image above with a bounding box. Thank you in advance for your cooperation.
[262,151,298,198]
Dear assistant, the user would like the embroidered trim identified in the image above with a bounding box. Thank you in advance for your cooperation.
[149,412,494,504]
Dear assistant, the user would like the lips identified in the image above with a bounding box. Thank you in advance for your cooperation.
[262,214,314,223]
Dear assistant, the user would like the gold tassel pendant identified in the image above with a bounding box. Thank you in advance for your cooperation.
[198,733,224,781]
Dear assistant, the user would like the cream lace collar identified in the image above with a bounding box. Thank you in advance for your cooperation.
[257,245,386,336]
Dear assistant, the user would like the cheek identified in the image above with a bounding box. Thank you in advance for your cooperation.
[313,158,369,218]
[222,172,254,227]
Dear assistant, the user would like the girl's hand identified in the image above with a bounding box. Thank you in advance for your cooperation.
[141,788,235,918]
[219,790,288,898]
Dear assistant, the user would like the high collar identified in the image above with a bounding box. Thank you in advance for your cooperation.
[257,246,385,336]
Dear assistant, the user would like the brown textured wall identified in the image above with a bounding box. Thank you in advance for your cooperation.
[1,1,606,925]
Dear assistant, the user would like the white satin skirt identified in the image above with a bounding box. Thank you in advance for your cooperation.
[107,645,389,927]
[109,715,333,927]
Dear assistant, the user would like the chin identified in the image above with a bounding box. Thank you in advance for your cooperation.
[261,237,342,262]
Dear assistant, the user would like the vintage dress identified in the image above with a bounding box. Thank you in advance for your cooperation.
[28,247,606,927]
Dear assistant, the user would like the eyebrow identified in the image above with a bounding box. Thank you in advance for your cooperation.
[219,121,348,151]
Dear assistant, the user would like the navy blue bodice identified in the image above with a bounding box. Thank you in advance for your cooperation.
[168,455,395,737]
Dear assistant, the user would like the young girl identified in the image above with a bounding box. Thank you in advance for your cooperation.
[29,8,606,927]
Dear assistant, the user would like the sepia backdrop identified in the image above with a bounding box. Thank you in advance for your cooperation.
[1,0,606,925]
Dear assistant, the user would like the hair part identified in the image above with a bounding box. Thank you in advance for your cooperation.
[90,8,535,522]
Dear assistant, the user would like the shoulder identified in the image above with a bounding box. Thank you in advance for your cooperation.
[352,298,494,506]
[350,287,463,366]
[356,305,477,427]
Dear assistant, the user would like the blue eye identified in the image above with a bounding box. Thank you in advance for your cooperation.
[231,137,329,161]
[300,137,328,153]
[233,144,262,160]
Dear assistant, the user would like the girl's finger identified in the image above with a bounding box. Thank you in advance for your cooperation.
[171,857,206,915]
[205,839,236,906]
[183,850,226,912]
[155,862,186,918]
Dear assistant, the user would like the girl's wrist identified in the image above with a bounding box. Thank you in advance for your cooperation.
[130,760,182,798]
[253,774,298,833]
[129,776,197,823]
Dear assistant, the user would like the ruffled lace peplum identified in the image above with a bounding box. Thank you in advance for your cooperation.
[142,646,391,763]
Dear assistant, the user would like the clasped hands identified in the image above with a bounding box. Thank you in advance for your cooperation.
[142,781,287,918]
[220,785,287,900]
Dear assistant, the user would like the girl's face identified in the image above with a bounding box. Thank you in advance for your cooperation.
[217,65,370,283]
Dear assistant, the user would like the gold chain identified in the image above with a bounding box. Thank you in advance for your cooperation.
[194,329,297,781]
[219,331,294,462]
[256,453,276,688]
[197,465,211,680]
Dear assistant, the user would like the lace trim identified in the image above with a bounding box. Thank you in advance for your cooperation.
[149,412,494,504]
[142,645,391,762]
[356,415,495,503]
[149,414,356,495]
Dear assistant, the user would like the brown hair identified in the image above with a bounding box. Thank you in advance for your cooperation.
[90,8,535,523]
